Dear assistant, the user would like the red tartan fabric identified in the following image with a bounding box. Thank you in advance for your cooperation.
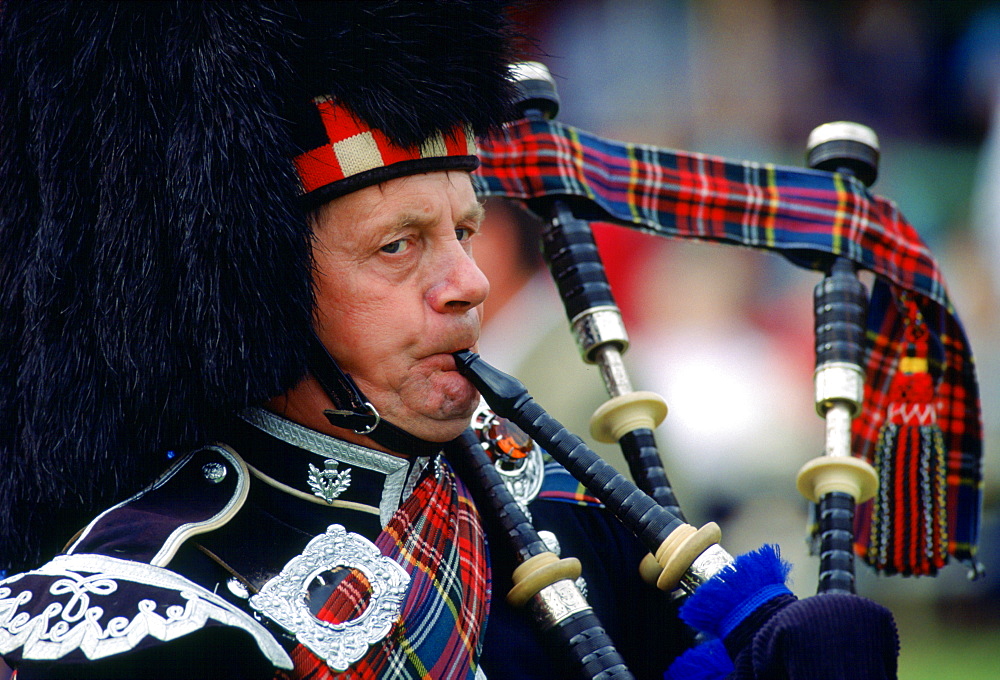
[474,117,982,575]
[279,457,489,679]
[294,98,477,198]
[853,287,975,574]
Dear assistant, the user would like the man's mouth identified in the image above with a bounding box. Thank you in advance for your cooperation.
[431,338,478,363]
[421,345,476,372]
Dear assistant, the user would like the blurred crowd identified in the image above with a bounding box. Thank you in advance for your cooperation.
[480,2,1000,677]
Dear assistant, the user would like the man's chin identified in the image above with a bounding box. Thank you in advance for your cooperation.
[374,370,480,442]
[434,371,480,414]
[400,409,477,443]
[404,395,480,443]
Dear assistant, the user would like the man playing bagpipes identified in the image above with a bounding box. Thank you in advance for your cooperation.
[0,2,981,679]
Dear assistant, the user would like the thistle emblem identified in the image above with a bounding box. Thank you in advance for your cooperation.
[308,459,352,504]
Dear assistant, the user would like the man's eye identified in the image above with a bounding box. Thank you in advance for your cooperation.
[455,227,473,242]
[380,239,409,254]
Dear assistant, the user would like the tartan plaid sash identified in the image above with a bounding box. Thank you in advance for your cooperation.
[474,117,982,575]
[279,457,489,679]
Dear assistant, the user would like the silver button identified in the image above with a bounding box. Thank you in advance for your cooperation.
[202,461,227,483]
[226,577,250,599]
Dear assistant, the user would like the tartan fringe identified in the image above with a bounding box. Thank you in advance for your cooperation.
[861,421,948,575]
[857,367,949,576]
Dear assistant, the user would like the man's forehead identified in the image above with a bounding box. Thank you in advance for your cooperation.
[314,171,482,235]
[377,196,485,236]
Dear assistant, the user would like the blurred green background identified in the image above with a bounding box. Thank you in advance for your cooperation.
[489,2,1000,677]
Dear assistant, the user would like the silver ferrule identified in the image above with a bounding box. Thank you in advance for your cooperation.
[814,362,864,417]
[528,579,592,630]
[592,344,634,398]
[570,307,629,363]
[824,402,855,458]
[678,544,735,595]
[807,121,880,154]
[509,61,556,87]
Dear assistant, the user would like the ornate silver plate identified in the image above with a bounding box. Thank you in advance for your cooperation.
[249,525,410,671]
[495,442,545,510]
[472,402,545,510]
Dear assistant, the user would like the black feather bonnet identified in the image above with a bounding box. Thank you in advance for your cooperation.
[0,1,518,570]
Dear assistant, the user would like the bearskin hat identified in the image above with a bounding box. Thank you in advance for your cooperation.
[0,1,518,570]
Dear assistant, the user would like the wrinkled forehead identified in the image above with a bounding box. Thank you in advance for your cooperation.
[308,170,482,243]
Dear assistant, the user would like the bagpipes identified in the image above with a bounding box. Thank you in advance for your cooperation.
[449,62,984,679]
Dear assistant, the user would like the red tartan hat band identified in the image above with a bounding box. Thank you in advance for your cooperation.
[294,97,480,208]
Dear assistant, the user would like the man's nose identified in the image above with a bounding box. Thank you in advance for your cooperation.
[429,241,490,313]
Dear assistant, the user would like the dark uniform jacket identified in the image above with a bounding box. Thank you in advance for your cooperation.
[0,409,690,679]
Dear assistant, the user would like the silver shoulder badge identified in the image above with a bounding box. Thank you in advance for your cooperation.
[307,459,352,503]
[249,524,410,672]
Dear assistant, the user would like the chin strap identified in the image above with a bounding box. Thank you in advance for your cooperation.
[307,333,442,457]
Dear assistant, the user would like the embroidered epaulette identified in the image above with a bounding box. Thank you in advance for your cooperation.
[0,445,292,670]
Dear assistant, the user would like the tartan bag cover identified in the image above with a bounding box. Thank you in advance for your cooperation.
[473,117,983,576]
[279,457,489,679]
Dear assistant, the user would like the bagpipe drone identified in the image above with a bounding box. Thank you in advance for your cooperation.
[450,61,983,679]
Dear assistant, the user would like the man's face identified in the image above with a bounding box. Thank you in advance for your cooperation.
[311,170,489,443]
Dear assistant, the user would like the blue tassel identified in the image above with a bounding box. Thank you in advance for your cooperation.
[680,544,792,639]
[664,639,735,680]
